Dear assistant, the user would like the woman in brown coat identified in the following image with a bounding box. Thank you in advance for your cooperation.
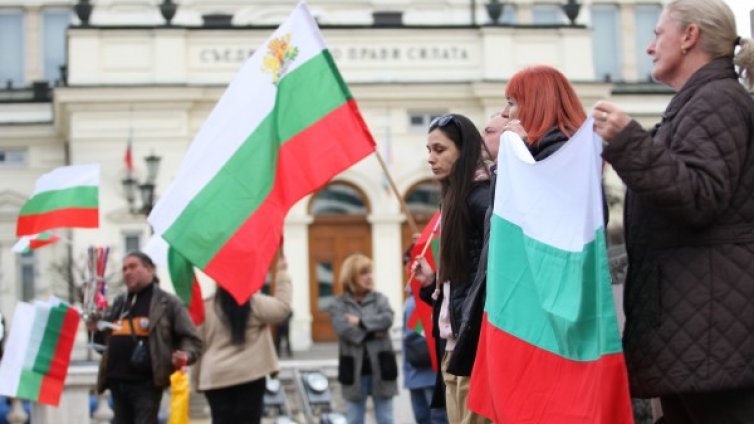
[594,0,754,422]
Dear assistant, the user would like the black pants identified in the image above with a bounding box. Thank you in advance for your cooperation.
[205,377,266,424]
[660,387,754,424]
[109,379,163,424]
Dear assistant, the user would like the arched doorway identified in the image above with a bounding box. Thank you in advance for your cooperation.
[401,180,441,292]
[308,182,371,342]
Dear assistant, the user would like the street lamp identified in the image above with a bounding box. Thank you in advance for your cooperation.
[122,153,161,215]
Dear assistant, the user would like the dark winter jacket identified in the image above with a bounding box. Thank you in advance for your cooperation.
[450,129,569,376]
[603,58,754,397]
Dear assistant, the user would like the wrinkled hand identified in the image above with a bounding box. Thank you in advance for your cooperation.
[345,313,360,326]
[172,350,189,369]
[504,119,528,142]
[593,101,632,143]
[412,257,434,287]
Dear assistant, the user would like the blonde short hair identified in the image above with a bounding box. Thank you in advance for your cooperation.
[339,253,372,294]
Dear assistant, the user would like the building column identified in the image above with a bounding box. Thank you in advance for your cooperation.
[620,3,638,82]
[23,6,43,82]
[284,215,313,351]
[368,213,404,330]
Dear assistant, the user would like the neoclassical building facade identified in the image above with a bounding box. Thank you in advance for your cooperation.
[0,0,676,349]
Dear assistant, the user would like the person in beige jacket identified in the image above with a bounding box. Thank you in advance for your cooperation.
[192,253,292,424]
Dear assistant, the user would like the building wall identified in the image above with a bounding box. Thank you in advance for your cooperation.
[0,0,674,349]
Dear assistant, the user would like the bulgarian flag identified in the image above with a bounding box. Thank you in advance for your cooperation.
[0,299,80,406]
[144,235,204,325]
[12,232,61,254]
[407,212,440,371]
[16,164,99,236]
[148,1,376,304]
[468,119,633,423]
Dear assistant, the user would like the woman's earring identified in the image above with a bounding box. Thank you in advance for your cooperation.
[681,47,687,55]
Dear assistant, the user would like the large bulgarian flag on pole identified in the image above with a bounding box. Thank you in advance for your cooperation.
[468,118,633,423]
[148,1,376,304]
[16,164,99,236]
[0,299,80,406]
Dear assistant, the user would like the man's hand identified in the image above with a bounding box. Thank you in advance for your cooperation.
[172,350,189,369]
[412,257,434,287]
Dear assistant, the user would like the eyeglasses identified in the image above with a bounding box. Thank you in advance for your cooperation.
[429,114,456,131]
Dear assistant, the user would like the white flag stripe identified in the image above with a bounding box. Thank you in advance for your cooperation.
[149,2,326,235]
[0,303,35,396]
[12,237,31,253]
[494,117,604,252]
[31,164,99,194]
[22,302,52,371]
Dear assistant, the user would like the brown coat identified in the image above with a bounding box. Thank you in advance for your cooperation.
[96,284,203,393]
[603,59,754,397]
[192,270,292,391]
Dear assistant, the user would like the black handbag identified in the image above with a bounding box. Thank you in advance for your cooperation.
[404,332,432,368]
[128,317,151,373]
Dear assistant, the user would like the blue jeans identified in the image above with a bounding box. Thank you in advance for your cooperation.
[345,375,394,424]
[410,387,448,424]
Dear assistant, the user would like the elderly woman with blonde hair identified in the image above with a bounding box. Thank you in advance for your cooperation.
[594,0,754,421]
[330,253,397,424]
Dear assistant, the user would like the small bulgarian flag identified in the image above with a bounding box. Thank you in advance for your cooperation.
[407,212,440,371]
[0,299,80,406]
[148,2,375,304]
[468,119,633,423]
[16,164,99,236]
[144,235,204,325]
[12,232,61,254]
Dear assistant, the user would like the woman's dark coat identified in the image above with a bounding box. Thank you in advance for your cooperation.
[603,58,754,397]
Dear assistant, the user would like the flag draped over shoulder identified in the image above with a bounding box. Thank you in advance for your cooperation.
[407,212,440,371]
[148,1,376,304]
[468,118,633,424]
[16,164,99,236]
[12,232,61,254]
[144,236,204,325]
[0,299,80,406]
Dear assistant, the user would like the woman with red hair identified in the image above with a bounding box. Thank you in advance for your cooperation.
[502,65,586,157]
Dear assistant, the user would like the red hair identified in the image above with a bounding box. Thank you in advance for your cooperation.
[505,65,587,144]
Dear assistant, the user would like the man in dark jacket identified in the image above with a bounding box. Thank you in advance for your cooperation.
[88,251,202,424]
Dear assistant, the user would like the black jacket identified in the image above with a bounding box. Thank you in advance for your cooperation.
[419,180,490,406]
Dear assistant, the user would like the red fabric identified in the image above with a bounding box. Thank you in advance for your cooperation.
[205,99,375,304]
[188,279,205,325]
[16,208,99,236]
[468,314,634,424]
[38,307,80,406]
[28,235,60,250]
[125,139,134,173]
[407,212,441,371]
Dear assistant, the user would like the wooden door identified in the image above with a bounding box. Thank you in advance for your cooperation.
[308,217,372,342]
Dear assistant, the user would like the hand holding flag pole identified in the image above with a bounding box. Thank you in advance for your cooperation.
[404,214,441,291]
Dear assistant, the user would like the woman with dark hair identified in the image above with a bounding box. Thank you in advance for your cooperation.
[193,253,292,424]
[414,113,490,424]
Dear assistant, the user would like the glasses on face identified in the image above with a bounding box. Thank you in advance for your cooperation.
[429,114,456,131]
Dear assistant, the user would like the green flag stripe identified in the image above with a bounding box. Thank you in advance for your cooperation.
[19,187,98,215]
[164,50,350,267]
[486,215,622,361]
[168,247,194,305]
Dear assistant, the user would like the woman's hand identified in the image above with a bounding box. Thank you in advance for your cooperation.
[412,257,434,287]
[593,101,632,143]
[504,119,528,142]
[345,313,360,326]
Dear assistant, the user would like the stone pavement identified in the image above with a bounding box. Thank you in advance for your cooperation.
[189,342,416,424]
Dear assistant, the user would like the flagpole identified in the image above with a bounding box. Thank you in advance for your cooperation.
[403,216,441,291]
[373,150,419,235]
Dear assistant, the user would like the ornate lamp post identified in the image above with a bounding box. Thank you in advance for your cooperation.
[562,0,582,26]
[122,153,161,215]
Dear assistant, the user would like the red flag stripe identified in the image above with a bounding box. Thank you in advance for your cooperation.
[468,314,633,423]
[205,99,375,303]
[16,208,98,236]
[188,279,205,325]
